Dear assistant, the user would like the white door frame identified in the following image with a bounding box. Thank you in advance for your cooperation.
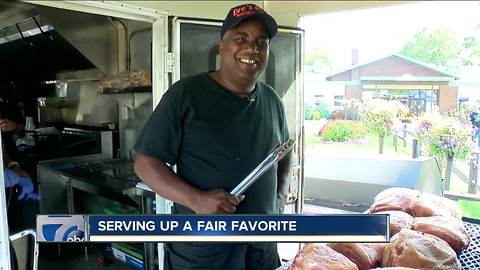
[0,2,171,270]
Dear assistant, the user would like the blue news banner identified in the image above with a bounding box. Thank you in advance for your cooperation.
[37,214,389,243]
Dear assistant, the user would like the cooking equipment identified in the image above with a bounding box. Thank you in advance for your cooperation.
[36,97,77,124]
[74,159,140,183]
[230,139,295,196]
[459,217,480,269]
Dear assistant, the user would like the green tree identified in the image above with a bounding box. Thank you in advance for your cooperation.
[400,27,462,66]
[305,48,333,67]
[462,31,480,66]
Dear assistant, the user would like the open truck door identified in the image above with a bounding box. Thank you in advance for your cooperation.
[0,135,11,269]
[169,17,305,214]
[3,2,169,269]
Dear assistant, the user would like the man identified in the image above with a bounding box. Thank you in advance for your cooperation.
[134,3,292,269]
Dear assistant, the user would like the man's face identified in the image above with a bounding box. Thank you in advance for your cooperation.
[219,19,269,85]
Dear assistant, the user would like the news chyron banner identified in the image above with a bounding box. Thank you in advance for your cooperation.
[37,214,389,243]
[37,214,390,243]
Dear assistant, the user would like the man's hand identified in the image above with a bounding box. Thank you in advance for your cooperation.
[190,189,245,214]
[0,119,22,133]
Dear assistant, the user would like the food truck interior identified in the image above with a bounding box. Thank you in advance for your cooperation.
[0,2,156,269]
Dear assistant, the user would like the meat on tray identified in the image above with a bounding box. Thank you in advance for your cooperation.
[412,193,463,220]
[327,243,385,270]
[370,267,420,269]
[286,187,471,270]
[369,187,420,215]
[288,243,359,270]
[373,210,413,236]
[411,216,470,253]
[382,228,462,270]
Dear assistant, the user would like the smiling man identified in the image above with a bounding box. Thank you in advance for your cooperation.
[134,3,292,269]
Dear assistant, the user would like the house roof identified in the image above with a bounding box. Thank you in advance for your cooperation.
[326,53,458,81]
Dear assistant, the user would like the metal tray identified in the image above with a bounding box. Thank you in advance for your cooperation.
[459,217,480,270]
[276,217,480,270]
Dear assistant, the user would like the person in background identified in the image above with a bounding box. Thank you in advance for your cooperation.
[0,87,39,233]
[133,3,292,270]
[0,119,24,133]
[3,150,39,200]
[470,107,480,147]
[3,147,40,233]
[0,94,26,163]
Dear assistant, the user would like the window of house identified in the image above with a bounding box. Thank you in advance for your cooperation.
[334,95,344,106]
[314,94,324,106]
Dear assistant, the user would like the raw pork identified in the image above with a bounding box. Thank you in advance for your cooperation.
[289,243,359,270]
[369,188,420,215]
[411,216,469,253]
[382,229,461,270]
[374,211,413,236]
[328,243,385,270]
[412,193,462,219]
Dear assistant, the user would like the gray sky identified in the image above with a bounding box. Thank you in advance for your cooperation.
[299,1,480,71]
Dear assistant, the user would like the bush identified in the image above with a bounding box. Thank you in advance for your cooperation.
[305,103,314,120]
[414,110,472,160]
[330,109,345,120]
[316,101,331,119]
[361,99,407,136]
[319,120,366,142]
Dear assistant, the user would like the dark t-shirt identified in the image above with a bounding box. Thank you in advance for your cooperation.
[134,72,289,214]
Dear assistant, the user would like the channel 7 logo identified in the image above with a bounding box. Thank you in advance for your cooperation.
[36,215,86,242]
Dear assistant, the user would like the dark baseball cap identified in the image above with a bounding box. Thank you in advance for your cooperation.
[221,4,278,39]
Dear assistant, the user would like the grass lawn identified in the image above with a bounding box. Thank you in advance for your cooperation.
[457,199,480,219]
[306,131,413,157]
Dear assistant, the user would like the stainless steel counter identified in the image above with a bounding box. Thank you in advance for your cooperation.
[37,154,157,270]
[54,158,154,206]
[37,154,156,213]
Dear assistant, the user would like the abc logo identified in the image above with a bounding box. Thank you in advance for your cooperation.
[67,230,85,242]
[37,215,85,242]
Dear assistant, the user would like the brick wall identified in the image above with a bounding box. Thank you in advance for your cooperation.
[438,85,458,113]
[345,85,362,100]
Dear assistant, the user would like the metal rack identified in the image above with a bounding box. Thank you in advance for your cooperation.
[459,217,480,269]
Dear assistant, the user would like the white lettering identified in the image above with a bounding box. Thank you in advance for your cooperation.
[230,221,297,232]
[98,221,106,231]
[197,221,228,231]
[183,221,192,231]
[231,221,239,231]
[159,221,179,231]
[98,221,156,232]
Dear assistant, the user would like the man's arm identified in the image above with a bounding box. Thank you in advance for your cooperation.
[3,149,29,177]
[276,150,293,214]
[133,153,243,214]
[0,119,24,134]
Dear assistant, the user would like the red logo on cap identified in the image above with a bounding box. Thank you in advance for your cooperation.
[232,4,264,18]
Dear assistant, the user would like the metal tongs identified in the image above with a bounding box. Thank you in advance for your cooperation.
[230,138,296,196]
